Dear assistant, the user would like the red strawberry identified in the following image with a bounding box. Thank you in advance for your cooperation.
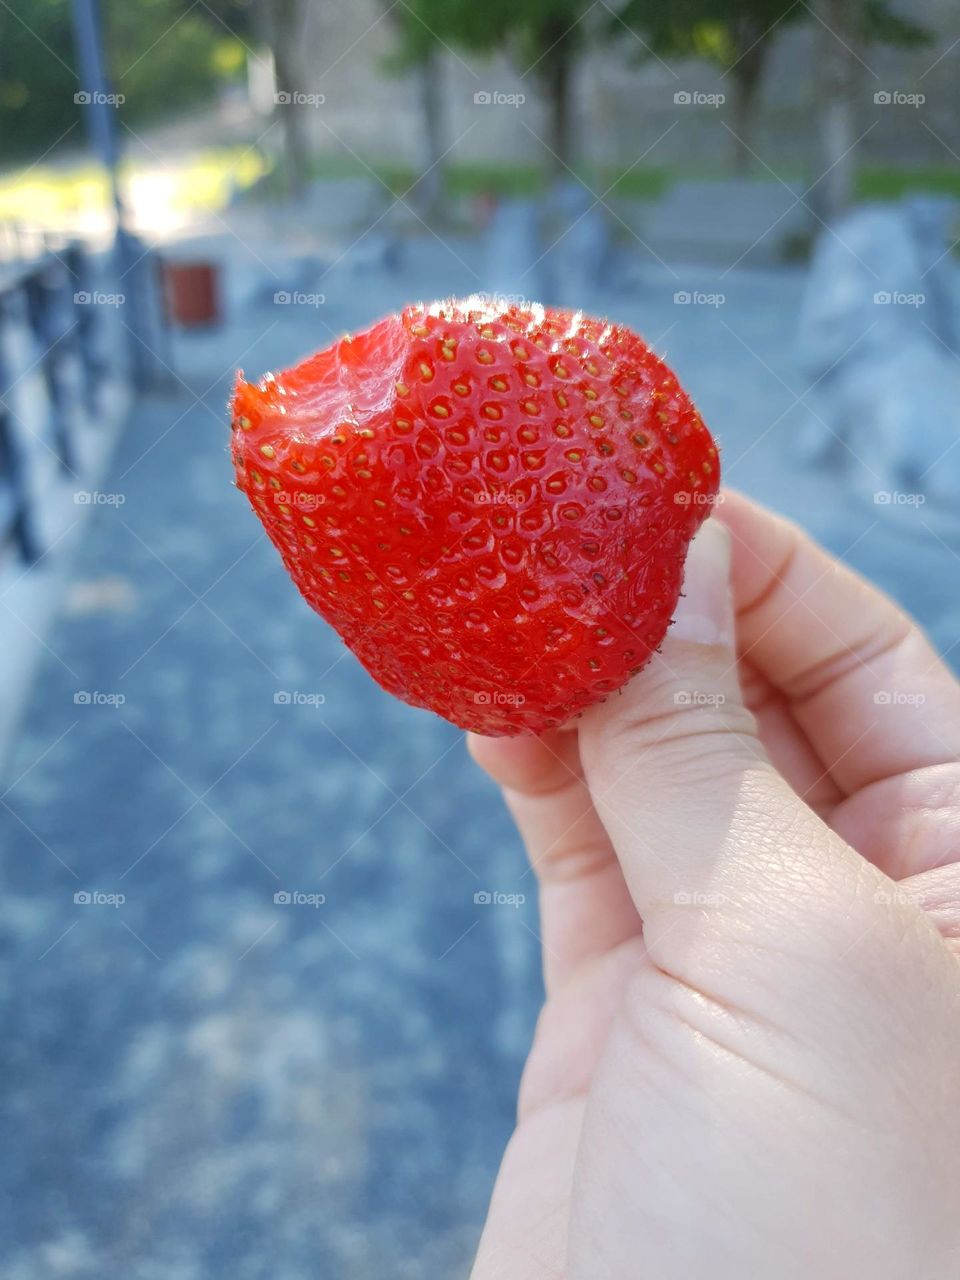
[230,298,719,735]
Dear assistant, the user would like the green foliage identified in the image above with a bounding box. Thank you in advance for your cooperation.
[614,0,931,70]
[381,0,451,69]
[0,0,78,160]
[862,0,931,48]
[107,0,244,124]
[0,0,247,163]
[858,163,960,200]
[613,0,804,68]
[387,0,596,77]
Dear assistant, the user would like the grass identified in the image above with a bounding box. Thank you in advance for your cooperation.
[857,165,960,201]
[0,146,267,226]
[257,156,547,200]
[601,166,675,199]
[1,142,957,233]
[283,155,960,204]
[444,163,545,198]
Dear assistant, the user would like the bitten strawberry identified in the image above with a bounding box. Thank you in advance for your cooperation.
[230,297,719,735]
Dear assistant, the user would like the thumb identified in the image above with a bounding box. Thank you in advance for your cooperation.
[577,516,868,965]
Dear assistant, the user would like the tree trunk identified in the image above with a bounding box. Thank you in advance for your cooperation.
[729,23,766,175]
[410,45,445,219]
[257,0,311,200]
[541,24,574,174]
[274,46,310,200]
[819,94,854,217]
[815,0,862,221]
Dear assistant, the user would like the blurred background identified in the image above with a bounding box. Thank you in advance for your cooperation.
[0,0,958,1274]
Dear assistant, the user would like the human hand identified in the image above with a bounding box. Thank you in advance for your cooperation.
[468,491,960,1280]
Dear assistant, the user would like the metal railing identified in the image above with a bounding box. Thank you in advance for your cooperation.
[0,235,162,565]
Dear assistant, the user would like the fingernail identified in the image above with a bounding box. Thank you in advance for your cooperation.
[669,518,734,648]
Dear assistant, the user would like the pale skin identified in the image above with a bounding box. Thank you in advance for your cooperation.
[467,491,960,1280]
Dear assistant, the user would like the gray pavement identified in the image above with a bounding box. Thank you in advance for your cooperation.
[2,234,959,1278]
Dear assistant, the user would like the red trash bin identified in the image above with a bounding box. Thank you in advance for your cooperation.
[161,260,220,328]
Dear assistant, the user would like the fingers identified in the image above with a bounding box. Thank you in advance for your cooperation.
[717,490,960,795]
[897,860,960,951]
[468,730,640,992]
[737,656,844,814]
[470,943,642,1280]
[830,762,960,880]
[577,518,884,980]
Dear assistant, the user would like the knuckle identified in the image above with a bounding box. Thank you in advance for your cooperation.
[597,669,762,776]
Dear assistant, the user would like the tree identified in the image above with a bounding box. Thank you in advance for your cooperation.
[613,0,807,174]
[614,0,930,194]
[519,1,586,172]
[0,0,245,163]
[381,0,449,218]
[813,0,930,221]
[396,0,599,175]
[251,0,313,199]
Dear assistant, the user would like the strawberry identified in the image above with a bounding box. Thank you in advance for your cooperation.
[230,297,719,735]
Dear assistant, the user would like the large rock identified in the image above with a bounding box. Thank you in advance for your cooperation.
[795,204,960,512]
[902,194,960,354]
[799,205,938,384]
[822,334,960,509]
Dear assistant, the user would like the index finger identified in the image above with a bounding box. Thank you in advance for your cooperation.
[716,490,960,795]
[467,730,640,992]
